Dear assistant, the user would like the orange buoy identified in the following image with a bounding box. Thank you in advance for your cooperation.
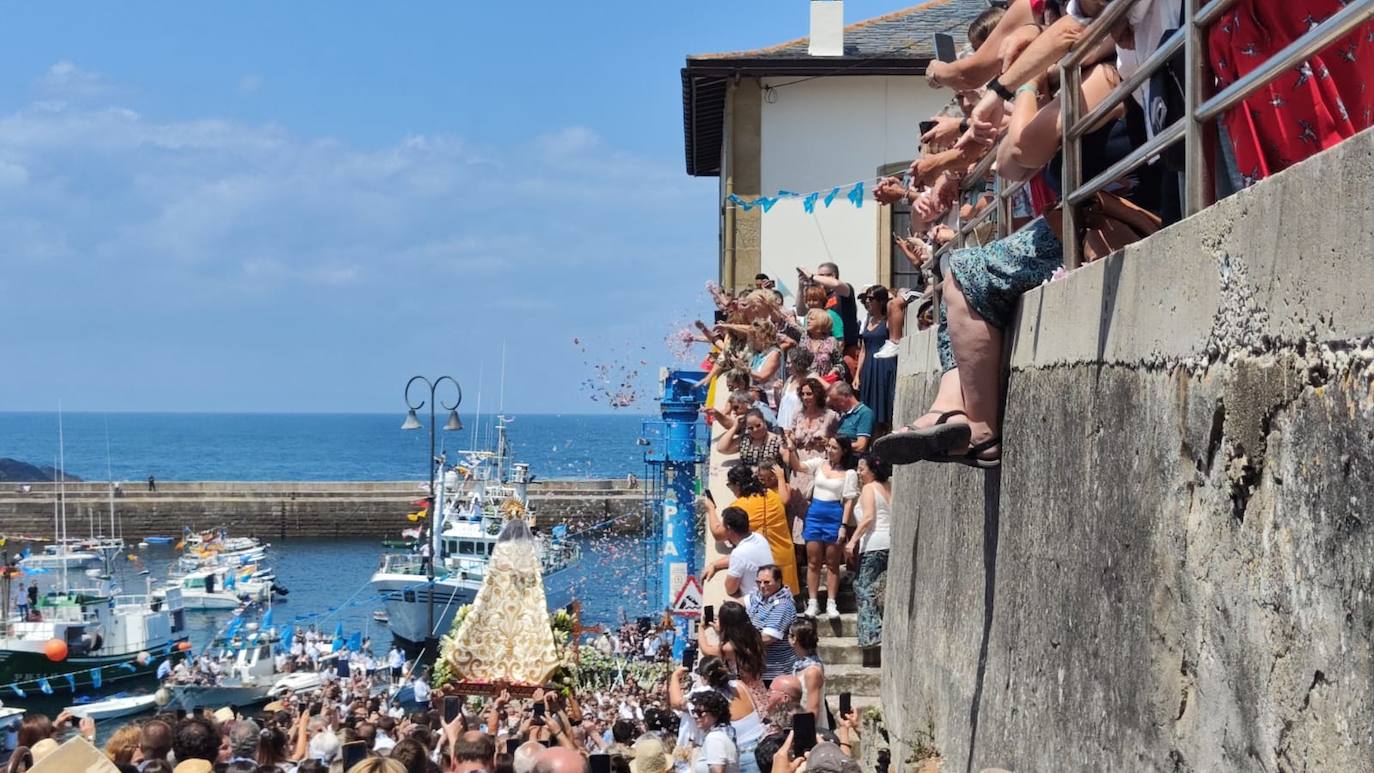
[176,640,192,651]
[44,638,68,662]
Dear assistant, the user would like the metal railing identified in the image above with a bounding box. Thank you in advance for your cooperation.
[923,0,1373,272]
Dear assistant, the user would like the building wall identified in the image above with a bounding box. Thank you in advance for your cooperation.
[883,129,1374,771]
[755,75,949,300]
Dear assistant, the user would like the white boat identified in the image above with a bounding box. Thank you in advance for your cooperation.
[0,705,23,758]
[67,693,158,721]
[372,417,579,646]
[155,568,270,611]
[20,544,103,573]
[269,670,324,696]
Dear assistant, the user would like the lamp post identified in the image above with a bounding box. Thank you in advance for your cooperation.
[402,375,463,647]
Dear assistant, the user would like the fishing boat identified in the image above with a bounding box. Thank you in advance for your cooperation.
[0,412,192,696]
[144,536,176,545]
[155,568,272,611]
[0,587,190,694]
[371,416,580,646]
[19,544,103,573]
[66,692,159,721]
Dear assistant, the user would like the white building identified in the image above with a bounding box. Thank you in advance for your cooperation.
[681,0,990,299]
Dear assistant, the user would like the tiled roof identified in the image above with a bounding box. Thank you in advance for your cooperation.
[690,0,989,63]
[681,0,991,177]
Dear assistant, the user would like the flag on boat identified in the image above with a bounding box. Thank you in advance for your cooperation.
[347,632,362,651]
[9,685,23,698]
[411,498,431,508]
[401,527,421,539]
[406,510,427,522]
[262,608,274,628]
[38,678,52,695]
[64,674,77,692]
[91,668,102,688]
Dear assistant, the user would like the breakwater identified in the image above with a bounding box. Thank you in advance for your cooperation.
[0,479,645,540]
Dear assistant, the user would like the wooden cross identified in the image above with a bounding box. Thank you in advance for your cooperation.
[566,600,603,665]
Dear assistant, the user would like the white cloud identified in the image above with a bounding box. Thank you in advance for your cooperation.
[35,60,114,101]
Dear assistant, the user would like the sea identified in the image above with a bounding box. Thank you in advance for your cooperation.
[0,412,652,481]
[1,412,670,723]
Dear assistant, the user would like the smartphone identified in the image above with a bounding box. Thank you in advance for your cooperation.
[934,33,957,63]
[341,740,368,769]
[531,702,545,719]
[506,738,521,755]
[703,605,715,626]
[682,643,699,672]
[792,712,818,757]
[919,120,938,137]
[590,754,612,773]
[705,490,714,504]
[839,692,852,717]
[443,695,463,724]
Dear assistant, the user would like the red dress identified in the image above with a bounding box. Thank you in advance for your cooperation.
[1208,0,1374,185]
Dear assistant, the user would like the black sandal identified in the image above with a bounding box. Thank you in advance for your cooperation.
[933,436,1002,469]
[872,410,971,465]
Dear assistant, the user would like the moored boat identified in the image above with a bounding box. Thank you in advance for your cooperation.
[66,692,158,721]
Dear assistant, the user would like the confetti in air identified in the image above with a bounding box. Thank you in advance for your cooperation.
[573,337,647,409]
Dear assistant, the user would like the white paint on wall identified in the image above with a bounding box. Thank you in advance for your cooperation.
[757,76,949,300]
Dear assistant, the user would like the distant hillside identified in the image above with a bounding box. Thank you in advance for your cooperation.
[0,458,83,482]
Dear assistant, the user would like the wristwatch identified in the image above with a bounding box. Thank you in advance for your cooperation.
[986,77,1015,102]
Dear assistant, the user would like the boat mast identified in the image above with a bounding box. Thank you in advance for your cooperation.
[106,416,117,543]
[497,342,507,482]
[58,405,69,591]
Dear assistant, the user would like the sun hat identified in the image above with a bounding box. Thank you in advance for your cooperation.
[628,735,672,773]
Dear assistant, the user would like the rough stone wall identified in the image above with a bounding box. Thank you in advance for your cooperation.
[883,129,1374,772]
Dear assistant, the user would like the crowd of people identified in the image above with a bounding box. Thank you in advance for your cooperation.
[2,613,867,773]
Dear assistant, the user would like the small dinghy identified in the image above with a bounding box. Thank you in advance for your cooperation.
[67,693,158,721]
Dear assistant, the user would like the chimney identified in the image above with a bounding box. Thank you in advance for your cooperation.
[808,0,844,57]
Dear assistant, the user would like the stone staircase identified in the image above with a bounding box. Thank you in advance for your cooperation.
[810,572,882,711]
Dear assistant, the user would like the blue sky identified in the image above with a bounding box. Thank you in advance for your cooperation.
[0,1,915,414]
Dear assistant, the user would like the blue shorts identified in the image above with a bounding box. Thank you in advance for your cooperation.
[803,499,844,543]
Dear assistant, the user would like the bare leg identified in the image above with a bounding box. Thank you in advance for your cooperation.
[944,273,1001,456]
[806,541,824,605]
[911,369,965,429]
[824,544,843,602]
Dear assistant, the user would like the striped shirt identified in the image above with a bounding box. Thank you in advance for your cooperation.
[748,588,797,680]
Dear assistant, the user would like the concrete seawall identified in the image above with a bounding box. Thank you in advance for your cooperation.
[884,129,1374,770]
[0,479,646,540]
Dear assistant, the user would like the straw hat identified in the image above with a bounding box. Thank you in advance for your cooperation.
[628,735,672,773]
[29,738,60,762]
[172,761,213,773]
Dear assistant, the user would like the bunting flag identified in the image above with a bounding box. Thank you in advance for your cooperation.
[347,632,362,651]
[824,187,842,207]
[38,677,53,695]
[848,181,865,208]
[406,511,427,522]
[10,685,24,698]
[411,499,430,508]
[64,673,77,692]
[92,668,102,688]
[224,573,236,589]
[262,608,274,628]
[118,662,138,673]
[401,527,421,540]
[803,192,820,213]
[757,196,780,213]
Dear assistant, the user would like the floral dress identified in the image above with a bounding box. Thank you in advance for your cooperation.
[804,335,842,381]
[787,409,839,544]
[1208,0,1374,185]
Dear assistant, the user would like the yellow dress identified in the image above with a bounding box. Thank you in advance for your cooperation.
[734,491,800,594]
[440,529,562,685]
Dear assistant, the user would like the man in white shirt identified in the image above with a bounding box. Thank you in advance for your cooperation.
[701,506,774,598]
[387,645,405,683]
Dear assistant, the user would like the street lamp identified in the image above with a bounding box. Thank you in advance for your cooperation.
[402,375,462,646]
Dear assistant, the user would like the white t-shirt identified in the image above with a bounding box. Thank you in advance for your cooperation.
[1067,0,1183,113]
[726,532,774,597]
[694,728,739,773]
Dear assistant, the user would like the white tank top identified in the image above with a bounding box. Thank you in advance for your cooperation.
[857,484,892,553]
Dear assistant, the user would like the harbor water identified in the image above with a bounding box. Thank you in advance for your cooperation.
[7,534,658,730]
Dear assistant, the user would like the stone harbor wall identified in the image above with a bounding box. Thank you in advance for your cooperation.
[882,129,1374,771]
[0,480,646,540]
